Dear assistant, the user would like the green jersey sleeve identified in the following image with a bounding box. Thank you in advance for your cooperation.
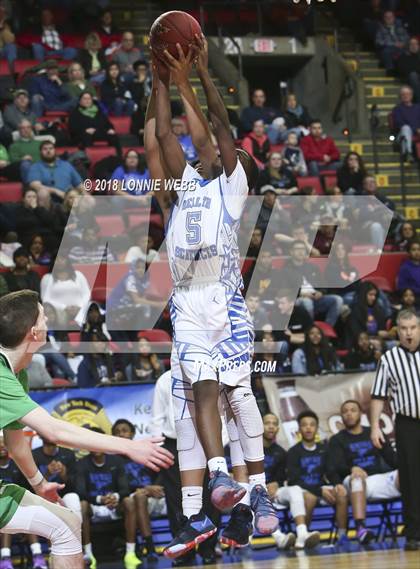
[0,358,39,431]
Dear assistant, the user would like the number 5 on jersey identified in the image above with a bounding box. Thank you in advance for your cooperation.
[186,211,202,245]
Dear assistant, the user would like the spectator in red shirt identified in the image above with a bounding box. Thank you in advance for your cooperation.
[241,119,271,170]
[300,120,341,176]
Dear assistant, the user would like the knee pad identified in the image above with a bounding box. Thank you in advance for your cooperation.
[220,388,246,467]
[175,417,207,471]
[226,386,264,462]
[62,493,82,522]
[50,508,82,556]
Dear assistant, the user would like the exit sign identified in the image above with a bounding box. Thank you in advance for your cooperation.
[253,39,276,53]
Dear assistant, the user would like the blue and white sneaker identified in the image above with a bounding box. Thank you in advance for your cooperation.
[163,512,217,559]
[208,470,246,511]
[250,484,279,534]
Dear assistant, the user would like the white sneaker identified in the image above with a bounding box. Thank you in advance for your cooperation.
[274,531,296,550]
[295,531,320,550]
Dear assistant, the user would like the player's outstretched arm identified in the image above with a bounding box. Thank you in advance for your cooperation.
[163,44,221,179]
[195,34,237,178]
[153,57,186,179]
[20,406,174,472]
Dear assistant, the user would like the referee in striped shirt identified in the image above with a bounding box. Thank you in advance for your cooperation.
[370,309,420,551]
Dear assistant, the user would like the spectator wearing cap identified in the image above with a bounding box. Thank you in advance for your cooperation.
[100,62,135,116]
[0,3,16,70]
[300,120,341,176]
[63,62,96,101]
[112,30,144,81]
[29,60,76,118]
[171,117,197,163]
[4,247,40,293]
[375,10,409,73]
[9,120,42,182]
[78,32,107,85]
[256,151,298,194]
[240,88,279,134]
[247,184,292,239]
[27,140,84,207]
[32,8,78,61]
[3,89,44,137]
[241,119,271,170]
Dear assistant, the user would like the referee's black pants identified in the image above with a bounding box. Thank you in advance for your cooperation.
[395,414,420,540]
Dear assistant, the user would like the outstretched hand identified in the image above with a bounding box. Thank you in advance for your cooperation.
[194,33,208,75]
[126,436,174,471]
[163,44,194,86]
[151,52,170,85]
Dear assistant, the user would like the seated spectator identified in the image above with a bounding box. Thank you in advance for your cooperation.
[9,120,42,182]
[241,119,271,170]
[0,109,11,147]
[355,175,397,250]
[337,151,367,195]
[112,419,161,560]
[391,85,420,159]
[77,331,120,386]
[55,187,95,242]
[125,231,159,264]
[280,131,308,177]
[68,92,120,152]
[347,281,389,349]
[76,430,141,569]
[300,120,341,176]
[126,337,164,382]
[3,89,44,137]
[246,227,264,259]
[240,88,278,134]
[288,411,348,545]
[128,59,152,103]
[248,185,292,240]
[0,235,18,268]
[327,400,399,544]
[64,62,96,101]
[275,224,320,257]
[112,30,144,81]
[243,249,273,298]
[32,437,81,515]
[40,255,91,327]
[78,32,107,85]
[28,141,84,207]
[344,331,381,371]
[256,152,298,194]
[291,325,340,375]
[26,353,53,388]
[324,240,360,306]
[69,225,115,264]
[0,4,16,70]
[41,302,76,382]
[95,9,120,49]
[375,10,408,73]
[4,247,40,293]
[267,93,312,144]
[319,187,352,228]
[246,290,270,330]
[271,289,313,349]
[283,240,343,327]
[263,413,320,550]
[0,142,21,180]
[397,238,420,296]
[28,233,52,266]
[395,221,417,251]
[396,37,420,102]
[30,60,76,117]
[81,301,111,342]
[171,117,198,163]
[101,62,135,116]
[32,8,78,61]
[312,214,337,255]
[14,188,56,247]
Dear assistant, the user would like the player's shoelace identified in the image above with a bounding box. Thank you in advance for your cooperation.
[250,485,278,531]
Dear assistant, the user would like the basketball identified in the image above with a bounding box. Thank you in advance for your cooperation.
[149,10,202,62]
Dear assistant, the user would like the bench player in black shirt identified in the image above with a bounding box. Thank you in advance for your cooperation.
[327,400,400,544]
[263,414,320,550]
[287,411,349,546]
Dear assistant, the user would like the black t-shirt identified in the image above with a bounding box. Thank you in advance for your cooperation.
[327,427,397,484]
[33,446,77,495]
[287,441,328,497]
[271,305,313,343]
[264,442,287,485]
[119,456,155,492]
[0,459,26,487]
[75,455,129,504]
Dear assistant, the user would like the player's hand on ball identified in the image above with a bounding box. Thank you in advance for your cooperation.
[163,43,194,85]
[194,33,208,74]
[127,436,174,471]
[35,480,65,505]
[152,53,170,84]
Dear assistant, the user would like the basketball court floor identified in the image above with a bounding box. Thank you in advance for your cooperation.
[99,540,420,569]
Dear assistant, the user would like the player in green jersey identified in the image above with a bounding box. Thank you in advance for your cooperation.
[0,290,173,569]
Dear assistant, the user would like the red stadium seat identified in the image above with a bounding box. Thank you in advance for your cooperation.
[296,176,323,195]
[31,265,49,278]
[314,321,337,339]
[128,213,150,228]
[109,116,131,135]
[270,144,285,153]
[0,182,23,202]
[95,215,125,237]
[68,332,81,348]
[86,146,117,167]
[323,174,338,191]
[138,329,172,343]
[361,274,394,293]
[149,261,172,300]
[14,59,41,75]
[52,378,73,387]
[43,110,69,119]
[0,60,9,75]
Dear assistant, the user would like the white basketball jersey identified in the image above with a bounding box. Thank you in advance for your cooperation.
[166,160,248,292]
